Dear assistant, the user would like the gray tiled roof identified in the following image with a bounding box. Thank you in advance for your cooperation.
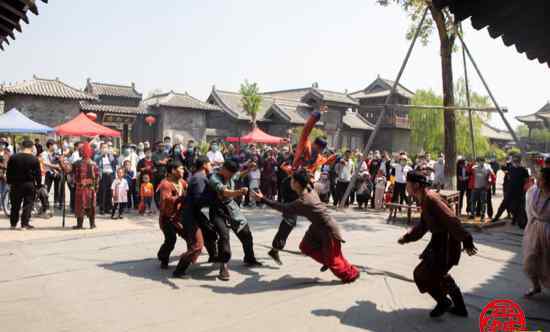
[144,91,220,111]
[210,89,273,120]
[80,101,147,115]
[0,76,96,101]
[350,77,414,100]
[211,88,316,124]
[480,122,514,141]
[86,80,142,99]
[343,111,374,130]
[516,102,550,124]
[0,0,48,51]
[263,87,358,106]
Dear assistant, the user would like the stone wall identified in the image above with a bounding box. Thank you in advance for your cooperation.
[205,110,249,140]
[372,128,411,153]
[1,95,81,127]
[156,106,207,142]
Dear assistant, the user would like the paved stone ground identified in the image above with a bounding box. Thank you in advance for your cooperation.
[0,203,549,332]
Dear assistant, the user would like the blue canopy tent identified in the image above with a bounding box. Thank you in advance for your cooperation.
[0,108,54,134]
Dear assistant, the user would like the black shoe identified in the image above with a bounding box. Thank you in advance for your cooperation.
[320,265,329,272]
[22,224,35,230]
[72,225,84,230]
[244,259,263,267]
[430,298,452,318]
[268,249,283,266]
[208,256,219,263]
[449,306,468,317]
[160,260,169,270]
[172,260,190,278]
[218,264,230,281]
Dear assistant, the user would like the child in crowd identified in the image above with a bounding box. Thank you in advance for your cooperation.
[374,169,387,209]
[355,171,373,209]
[248,161,261,208]
[139,173,154,215]
[111,168,129,219]
[315,170,331,203]
[123,160,136,209]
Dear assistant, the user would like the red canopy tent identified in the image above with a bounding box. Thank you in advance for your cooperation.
[226,127,285,144]
[55,113,121,137]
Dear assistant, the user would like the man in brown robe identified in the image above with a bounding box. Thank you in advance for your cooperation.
[398,171,477,318]
[69,142,99,229]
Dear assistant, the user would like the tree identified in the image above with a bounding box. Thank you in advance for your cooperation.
[291,127,326,146]
[240,80,263,129]
[410,78,491,157]
[378,0,458,185]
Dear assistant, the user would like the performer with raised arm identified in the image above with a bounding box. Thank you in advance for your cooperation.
[253,169,360,283]
[398,171,477,318]
[269,105,336,265]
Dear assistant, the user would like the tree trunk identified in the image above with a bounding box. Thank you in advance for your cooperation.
[431,5,456,189]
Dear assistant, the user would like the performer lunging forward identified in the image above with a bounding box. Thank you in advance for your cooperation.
[398,171,477,318]
[270,105,335,265]
[253,169,359,283]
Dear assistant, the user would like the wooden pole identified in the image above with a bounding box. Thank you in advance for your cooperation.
[360,104,505,113]
[461,25,476,158]
[456,32,523,152]
[338,7,429,209]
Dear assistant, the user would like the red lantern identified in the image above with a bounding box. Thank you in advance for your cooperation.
[145,115,156,126]
[86,112,97,121]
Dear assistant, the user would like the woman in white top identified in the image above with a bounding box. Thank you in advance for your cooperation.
[523,167,550,297]
[206,142,224,169]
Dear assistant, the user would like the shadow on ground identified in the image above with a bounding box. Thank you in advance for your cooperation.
[312,300,476,331]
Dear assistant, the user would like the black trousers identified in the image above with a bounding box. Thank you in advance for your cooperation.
[111,202,125,217]
[392,182,410,205]
[45,172,61,206]
[509,195,527,229]
[335,181,350,206]
[127,178,138,209]
[272,217,296,250]
[157,221,178,263]
[458,187,470,215]
[493,194,511,221]
[9,182,35,227]
[98,173,114,213]
[210,211,256,263]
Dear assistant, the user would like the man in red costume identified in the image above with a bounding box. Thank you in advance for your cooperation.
[71,142,100,229]
[157,160,187,269]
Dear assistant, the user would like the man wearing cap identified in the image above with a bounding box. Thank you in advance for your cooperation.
[205,159,261,280]
[67,142,99,229]
[398,171,477,318]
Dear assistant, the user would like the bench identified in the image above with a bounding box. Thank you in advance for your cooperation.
[385,203,421,225]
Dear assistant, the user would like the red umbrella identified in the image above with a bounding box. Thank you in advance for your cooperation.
[86,112,97,121]
[226,127,284,144]
[55,113,121,137]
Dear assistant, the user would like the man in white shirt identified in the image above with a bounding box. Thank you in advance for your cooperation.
[334,150,354,207]
[392,154,412,205]
[207,142,225,169]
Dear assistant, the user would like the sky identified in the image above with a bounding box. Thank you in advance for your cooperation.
[1,0,549,129]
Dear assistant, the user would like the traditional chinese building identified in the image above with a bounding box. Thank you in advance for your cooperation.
[349,76,414,152]
[206,84,374,150]
[0,76,96,127]
[0,0,48,51]
[143,91,221,143]
[81,79,146,145]
[480,122,514,149]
